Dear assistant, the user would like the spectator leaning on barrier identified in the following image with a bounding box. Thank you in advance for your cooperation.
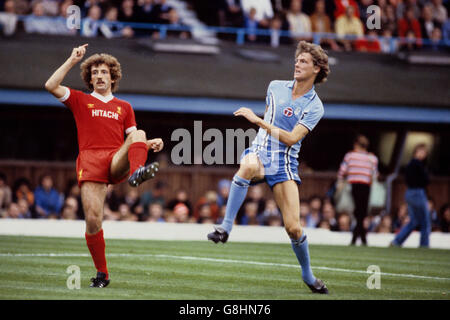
[244,6,259,42]
[334,4,365,51]
[166,7,189,39]
[240,0,274,29]
[100,6,134,38]
[310,0,341,51]
[34,174,64,218]
[81,4,102,37]
[286,0,312,41]
[337,134,378,246]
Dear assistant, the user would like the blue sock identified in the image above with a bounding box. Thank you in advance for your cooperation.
[220,175,250,234]
[291,232,316,285]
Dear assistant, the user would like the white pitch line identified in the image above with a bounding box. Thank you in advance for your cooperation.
[1,252,449,282]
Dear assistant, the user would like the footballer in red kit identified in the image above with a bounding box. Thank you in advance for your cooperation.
[45,44,163,288]
[61,87,138,186]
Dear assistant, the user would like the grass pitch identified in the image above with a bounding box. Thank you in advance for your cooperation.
[0,235,449,300]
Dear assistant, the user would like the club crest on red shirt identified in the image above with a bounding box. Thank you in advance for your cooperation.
[283,107,293,117]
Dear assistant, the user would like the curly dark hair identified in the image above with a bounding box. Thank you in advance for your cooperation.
[295,41,330,84]
[80,53,122,92]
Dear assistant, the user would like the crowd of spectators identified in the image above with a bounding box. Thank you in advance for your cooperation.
[192,0,449,51]
[0,0,448,52]
[0,0,189,39]
[1,171,449,234]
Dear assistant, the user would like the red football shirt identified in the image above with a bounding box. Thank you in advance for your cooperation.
[60,87,137,151]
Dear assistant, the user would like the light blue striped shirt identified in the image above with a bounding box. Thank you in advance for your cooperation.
[252,80,324,159]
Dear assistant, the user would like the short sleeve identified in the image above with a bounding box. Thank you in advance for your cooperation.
[297,99,324,132]
[60,87,81,112]
[265,81,274,106]
[124,103,137,134]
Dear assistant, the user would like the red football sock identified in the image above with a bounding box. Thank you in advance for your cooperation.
[85,229,108,279]
[128,142,148,175]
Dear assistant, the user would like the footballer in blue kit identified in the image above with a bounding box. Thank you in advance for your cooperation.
[208,41,331,294]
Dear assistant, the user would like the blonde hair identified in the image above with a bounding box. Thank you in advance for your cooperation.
[80,53,122,92]
[295,41,330,84]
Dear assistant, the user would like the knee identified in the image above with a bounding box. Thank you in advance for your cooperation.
[85,210,102,234]
[285,224,302,240]
[238,162,260,179]
[129,129,147,143]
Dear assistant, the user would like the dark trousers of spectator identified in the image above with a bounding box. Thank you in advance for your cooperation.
[351,183,371,245]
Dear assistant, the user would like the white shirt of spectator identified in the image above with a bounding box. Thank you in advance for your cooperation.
[0,11,18,36]
[240,0,274,21]
[287,12,312,36]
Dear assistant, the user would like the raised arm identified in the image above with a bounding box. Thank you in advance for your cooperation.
[234,107,309,147]
[44,44,88,99]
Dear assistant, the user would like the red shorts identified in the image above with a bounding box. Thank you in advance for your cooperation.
[76,148,127,187]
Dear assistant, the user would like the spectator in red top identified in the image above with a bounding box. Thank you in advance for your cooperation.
[333,0,360,19]
[398,5,422,47]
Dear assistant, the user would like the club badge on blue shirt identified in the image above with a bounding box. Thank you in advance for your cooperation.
[283,107,293,117]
